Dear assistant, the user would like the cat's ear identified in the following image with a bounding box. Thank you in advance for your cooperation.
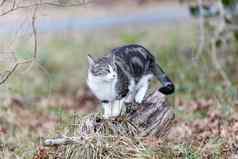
[87,55,95,66]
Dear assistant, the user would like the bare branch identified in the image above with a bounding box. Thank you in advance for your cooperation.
[0,0,92,85]
[0,0,7,7]
[210,38,231,87]
[0,0,93,16]
[43,0,93,7]
[193,1,232,86]
[44,135,82,146]
[0,59,32,85]
[32,5,38,59]
[0,3,39,85]
[0,3,36,16]
[194,0,205,61]
[210,1,232,87]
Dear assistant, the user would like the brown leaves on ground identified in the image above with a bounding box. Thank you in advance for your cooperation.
[38,86,99,113]
[1,86,99,136]
[33,147,49,159]
[0,127,7,136]
[167,97,238,158]
[143,137,163,148]
[2,87,238,158]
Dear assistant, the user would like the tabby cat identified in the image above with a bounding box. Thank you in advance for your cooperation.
[87,44,174,119]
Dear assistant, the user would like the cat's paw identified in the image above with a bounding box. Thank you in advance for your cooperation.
[102,114,110,119]
[135,95,144,104]
[103,112,120,119]
[124,95,134,103]
[102,114,119,120]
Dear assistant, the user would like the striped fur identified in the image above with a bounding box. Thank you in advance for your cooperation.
[87,44,175,118]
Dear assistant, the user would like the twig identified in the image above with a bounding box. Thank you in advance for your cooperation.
[43,0,93,7]
[0,0,91,85]
[211,38,232,87]
[44,135,82,146]
[0,59,32,85]
[194,0,205,61]
[32,5,38,59]
[0,0,7,7]
[0,0,93,16]
[0,4,40,85]
[21,5,39,73]
[210,1,232,87]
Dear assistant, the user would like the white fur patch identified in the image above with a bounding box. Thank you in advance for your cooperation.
[102,103,112,119]
[102,99,125,119]
[135,74,154,103]
[124,79,136,103]
[87,72,118,101]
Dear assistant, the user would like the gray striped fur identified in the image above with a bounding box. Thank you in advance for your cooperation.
[87,44,174,118]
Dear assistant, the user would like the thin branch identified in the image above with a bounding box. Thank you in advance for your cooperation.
[0,4,36,16]
[44,135,82,146]
[0,0,92,85]
[0,59,32,85]
[194,0,205,61]
[211,38,231,87]
[43,0,93,7]
[0,3,39,85]
[0,0,7,7]
[0,0,93,16]
[11,4,39,75]
[210,1,232,87]
[32,5,38,59]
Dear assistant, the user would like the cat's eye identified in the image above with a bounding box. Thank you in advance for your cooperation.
[108,65,114,73]
[105,68,110,73]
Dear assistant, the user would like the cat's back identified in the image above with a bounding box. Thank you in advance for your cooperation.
[111,44,154,61]
[111,44,155,78]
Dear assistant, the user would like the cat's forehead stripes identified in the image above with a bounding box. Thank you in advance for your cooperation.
[89,56,114,76]
[95,57,111,64]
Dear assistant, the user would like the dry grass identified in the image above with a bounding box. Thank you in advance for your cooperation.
[48,114,151,159]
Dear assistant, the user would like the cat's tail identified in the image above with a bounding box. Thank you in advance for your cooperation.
[152,63,175,95]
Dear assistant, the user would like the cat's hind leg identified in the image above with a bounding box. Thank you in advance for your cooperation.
[135,74,153,103]
[124,79,136,103]
[135,83,148,103]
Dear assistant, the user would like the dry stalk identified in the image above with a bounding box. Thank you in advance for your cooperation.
[210,1,232,87]
[44,91,174,159]
[194,0,205,61]
[194,0,232,87]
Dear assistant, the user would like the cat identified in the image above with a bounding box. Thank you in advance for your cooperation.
[87,44,174,119]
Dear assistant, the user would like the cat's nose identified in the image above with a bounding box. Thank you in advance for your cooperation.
[113,74,116,78]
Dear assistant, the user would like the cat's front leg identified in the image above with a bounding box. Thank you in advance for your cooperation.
[112,99,126,117]
[102,102,112,119]
[124,79,136,103]
[124,93,134,103]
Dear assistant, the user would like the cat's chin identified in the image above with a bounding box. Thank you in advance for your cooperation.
[90,75,114,82]
[99,76,117,82]
[102,78,116,82]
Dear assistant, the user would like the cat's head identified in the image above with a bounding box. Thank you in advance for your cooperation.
[87,55,117,81]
